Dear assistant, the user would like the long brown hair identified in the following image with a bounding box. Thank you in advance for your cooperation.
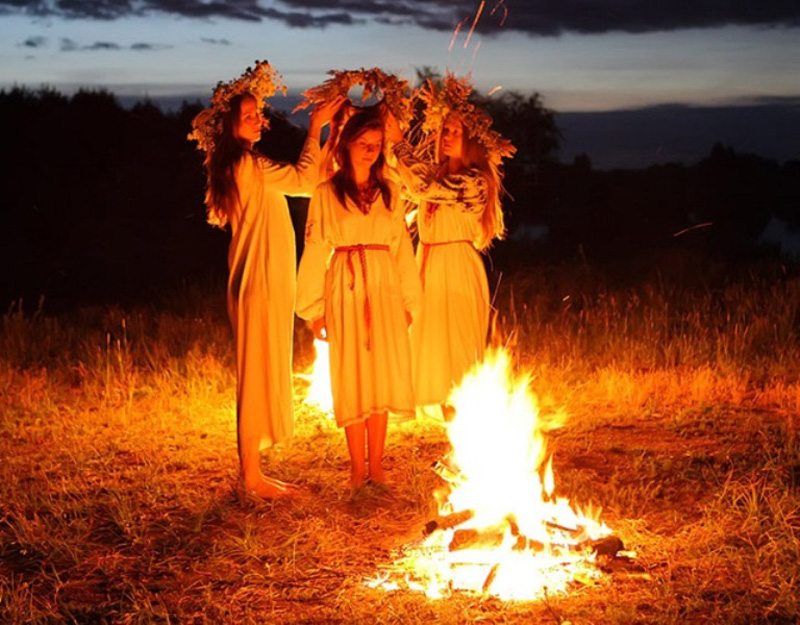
[331,107,392,212]
[204,93,253,227]
[437,115,505,251]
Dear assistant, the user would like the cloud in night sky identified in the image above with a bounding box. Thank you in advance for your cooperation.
[20,35,46,47]
[58,37,170,52]
[0,0,361,28]
[1,0,799,34]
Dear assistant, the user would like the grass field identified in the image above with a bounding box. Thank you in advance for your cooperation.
[2,266,799,623]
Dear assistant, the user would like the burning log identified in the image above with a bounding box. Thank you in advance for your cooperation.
[449,528,505,551]
[423,509,475,536]
[425,510,624,557]
[589,535,624,557]
[481,563,500,594]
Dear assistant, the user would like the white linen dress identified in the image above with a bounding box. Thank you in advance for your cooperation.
[296,180,421,427]
[227,138,320,451]
[393,140,491,408]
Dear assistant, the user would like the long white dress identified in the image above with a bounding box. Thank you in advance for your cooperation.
[296,180,421,428]
[393,140,491,408]
[227,138,320,452]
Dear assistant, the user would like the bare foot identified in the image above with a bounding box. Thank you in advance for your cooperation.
[367,467,386,486]
[350,467,367,489]
[243,474,301,499]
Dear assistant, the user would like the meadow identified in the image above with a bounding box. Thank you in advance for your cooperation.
[2,262,799,623]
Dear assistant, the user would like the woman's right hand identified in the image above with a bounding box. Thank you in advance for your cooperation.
[309,316,327,341]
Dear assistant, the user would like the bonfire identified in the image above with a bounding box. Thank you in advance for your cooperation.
[369,345,623,600]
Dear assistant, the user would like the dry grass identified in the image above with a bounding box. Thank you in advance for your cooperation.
[2,271,800,623]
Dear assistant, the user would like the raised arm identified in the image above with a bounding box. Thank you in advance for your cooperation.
[253,96,346,197]
[296,187,332,323]
[251,137,320,197]
[392,140,488,211]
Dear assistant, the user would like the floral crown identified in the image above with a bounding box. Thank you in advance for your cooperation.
[293,67,412,128]
[417,73,515,166]
[188,60,287,153]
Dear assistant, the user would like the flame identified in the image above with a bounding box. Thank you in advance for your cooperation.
[301,338,334,416]
[370,346,614,600]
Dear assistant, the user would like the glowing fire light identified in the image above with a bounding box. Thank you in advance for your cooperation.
[449,0,506,58]
[369,346,614,600]
[491,0,508,27]
[463,0,485,49]
[471,40,482,59]
[300,338,334,416]
[448,18,467,51]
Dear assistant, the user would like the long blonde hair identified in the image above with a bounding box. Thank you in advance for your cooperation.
[436,115,505,251]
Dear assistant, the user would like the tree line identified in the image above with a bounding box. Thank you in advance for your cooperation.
[1,86,798,311]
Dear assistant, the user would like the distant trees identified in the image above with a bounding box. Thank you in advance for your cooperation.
[2,86,798,309]
[0,86,315,310]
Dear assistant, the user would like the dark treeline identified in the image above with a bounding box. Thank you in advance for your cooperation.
[2,87,799,312]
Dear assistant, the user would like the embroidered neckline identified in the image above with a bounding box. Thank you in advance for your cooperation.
[356,183,380,214]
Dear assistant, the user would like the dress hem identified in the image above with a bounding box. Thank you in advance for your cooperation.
[337,406,415,429]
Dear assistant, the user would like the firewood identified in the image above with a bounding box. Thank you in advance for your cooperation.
[589,535,624,557]
[423,509,475,536]
[449,528,504,551]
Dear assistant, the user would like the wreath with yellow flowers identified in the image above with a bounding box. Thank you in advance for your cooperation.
[416,73,515,166]
[188,60,286,153]
[293,67,412,128]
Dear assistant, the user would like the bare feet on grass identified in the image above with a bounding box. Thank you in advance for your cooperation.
[350,466,367,489]
[349,467,367,499]
[243,473,301,499]
[367,466,386,486]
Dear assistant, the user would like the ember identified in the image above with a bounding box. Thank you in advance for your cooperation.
[370,346,621,600]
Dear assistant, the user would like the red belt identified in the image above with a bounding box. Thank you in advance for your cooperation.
[334,244,390,351]
[420,240,473,287]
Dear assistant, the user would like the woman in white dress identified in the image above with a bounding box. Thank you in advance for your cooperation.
[384,83,512,419]
[192,63,342,498]
[297,108,421,494]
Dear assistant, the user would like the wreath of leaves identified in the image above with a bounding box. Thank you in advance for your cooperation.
[188,60,287,153]
[416,73,515,166]
[293,67,412,128]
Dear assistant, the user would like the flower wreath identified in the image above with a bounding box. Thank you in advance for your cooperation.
[188,60,287,153]
[416,73,515,166]
[293,67,412,128]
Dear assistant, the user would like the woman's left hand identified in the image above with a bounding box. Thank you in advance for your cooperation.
[311,95,347,129]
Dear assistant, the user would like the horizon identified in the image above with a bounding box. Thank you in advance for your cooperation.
[3,0,799,169]
[2,2,800,113]
[4,82,797,170]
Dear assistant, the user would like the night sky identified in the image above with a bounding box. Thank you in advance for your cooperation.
[2,0,799,166]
